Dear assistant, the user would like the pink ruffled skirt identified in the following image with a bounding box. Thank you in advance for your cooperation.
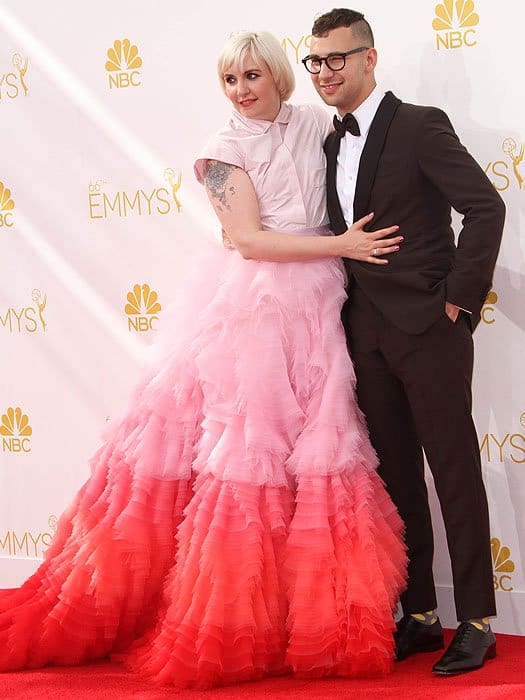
[0,227,406,687]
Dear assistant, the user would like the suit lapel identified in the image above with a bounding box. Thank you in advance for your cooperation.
[353,91,401,221]
[324,132,347,234]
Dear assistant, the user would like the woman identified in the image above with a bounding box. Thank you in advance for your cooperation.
[0,31,405,688]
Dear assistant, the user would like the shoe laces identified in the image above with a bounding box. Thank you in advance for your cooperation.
[453,623,475,649]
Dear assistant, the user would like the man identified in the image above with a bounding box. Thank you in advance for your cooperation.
[304,8,505,675]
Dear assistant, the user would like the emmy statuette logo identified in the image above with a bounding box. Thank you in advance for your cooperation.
[491,538,515,592]
[0,180,15,228]
[432,0,479,50]
[105,39,142,89]
[1,407,32,453]
[0,52,29,100]
[0,289,48,334]
[125,283,162,332]
[484,137,524,192]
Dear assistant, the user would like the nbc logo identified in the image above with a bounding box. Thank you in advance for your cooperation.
[0,180,15,228]
[432,0,479,50]
[105,39,142,89]
[491,537,515,592]
[481,289,498,325]
[0,52,28,100]
[1,407,32,453]
[125,283,161,332]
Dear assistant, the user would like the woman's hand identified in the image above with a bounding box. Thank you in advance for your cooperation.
[338,213,403,265]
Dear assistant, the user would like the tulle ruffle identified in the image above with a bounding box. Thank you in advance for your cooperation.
[0,239,406,685]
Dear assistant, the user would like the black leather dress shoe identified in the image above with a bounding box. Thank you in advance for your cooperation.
[394,615,444,661]
[432,622,496,675]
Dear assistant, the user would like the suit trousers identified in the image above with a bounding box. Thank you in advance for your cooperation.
[344,286,496,621]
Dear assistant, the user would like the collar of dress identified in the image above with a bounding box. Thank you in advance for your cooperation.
[230,103,292,134]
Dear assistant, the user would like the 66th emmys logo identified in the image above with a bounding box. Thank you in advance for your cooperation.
[0,515,56,558]
[492,538,515,592]
[0,181,15,228]
[88,169,182,219]
[0,289,47,334]
[485,137,524,192]
[0,52,29,100]
[432,0,479,50]
[105,39,142,89]
[479,413,525,465]
[1,407,32,453]
[125,283,161,332]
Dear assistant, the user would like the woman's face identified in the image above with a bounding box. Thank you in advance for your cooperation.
[223,53,281,121]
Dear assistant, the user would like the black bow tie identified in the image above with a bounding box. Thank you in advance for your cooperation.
[333,113,360,137]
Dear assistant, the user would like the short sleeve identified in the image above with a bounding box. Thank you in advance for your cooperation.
[307,104,333,141]
[194,134,245,184]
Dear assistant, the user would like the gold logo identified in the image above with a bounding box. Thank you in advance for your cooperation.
[1,407,32,453]
[491,537,515,592]
[88,173,182,219]
[480,414,525,465]
[125,283,161,332]
[105,39,142,89]
[0,289,48,334]
[0,515,56,559]
[502,138,524,190]
[481,288,498,325]
[433,0,479,49]
[484,136,524,192]
[0,52,29,100]
[0,180,15,229]
[164,169,183,212]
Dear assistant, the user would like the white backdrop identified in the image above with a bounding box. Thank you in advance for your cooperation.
[0,0,523,634]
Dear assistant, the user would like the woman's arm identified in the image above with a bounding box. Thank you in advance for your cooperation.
[204,160,402,264]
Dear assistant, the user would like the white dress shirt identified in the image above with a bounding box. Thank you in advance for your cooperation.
[336,85,385,227]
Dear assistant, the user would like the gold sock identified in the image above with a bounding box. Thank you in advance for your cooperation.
[411,610,438,625]
[468,617,490,632]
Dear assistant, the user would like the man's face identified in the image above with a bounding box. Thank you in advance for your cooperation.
[308,26,376,115]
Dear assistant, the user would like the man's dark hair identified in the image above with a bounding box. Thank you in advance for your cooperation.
[312,8,374,47]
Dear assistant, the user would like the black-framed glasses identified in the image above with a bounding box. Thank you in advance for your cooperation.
[301,47,369,74]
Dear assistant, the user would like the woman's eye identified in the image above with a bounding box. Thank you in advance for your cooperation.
[225,76,235,85]
[247,73,259,80]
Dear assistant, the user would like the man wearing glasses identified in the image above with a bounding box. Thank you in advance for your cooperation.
[304,8,505,676]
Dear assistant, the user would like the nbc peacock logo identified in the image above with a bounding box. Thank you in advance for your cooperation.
[125,283,161,332]
[481,289,498,325]
[0,180,15,229]
[105,39,142,89]
[432,0,479,50]
[1,407,32,453]
[492,537,515,592]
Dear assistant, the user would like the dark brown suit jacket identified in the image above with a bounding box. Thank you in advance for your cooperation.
[325,91,505,333]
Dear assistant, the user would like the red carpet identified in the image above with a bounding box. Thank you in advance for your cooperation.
[0,631,523,699]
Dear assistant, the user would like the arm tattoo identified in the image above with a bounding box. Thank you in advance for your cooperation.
[205,160,238,211]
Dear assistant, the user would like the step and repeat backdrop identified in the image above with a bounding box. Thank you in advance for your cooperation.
[0,1,523,633]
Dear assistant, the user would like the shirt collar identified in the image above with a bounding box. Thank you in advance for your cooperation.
[352,85,386,138]
[230,102,292,134]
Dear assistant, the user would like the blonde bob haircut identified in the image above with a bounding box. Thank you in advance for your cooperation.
[218,31,295,102]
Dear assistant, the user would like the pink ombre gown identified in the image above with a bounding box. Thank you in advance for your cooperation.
[0,103,406,687]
